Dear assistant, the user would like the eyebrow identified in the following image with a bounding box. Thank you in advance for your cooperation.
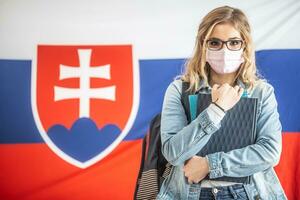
[209,37,242,40]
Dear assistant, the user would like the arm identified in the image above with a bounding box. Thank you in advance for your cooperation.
[161,80,224,166]
[206,84,282,178]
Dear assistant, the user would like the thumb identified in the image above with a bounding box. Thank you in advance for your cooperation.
[212,84,220,91]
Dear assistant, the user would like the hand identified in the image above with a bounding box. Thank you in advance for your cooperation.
[183,156,209,184]
[211,83,244,111]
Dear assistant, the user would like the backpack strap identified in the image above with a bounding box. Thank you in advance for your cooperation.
[133,129,148,199]
[181,81,201,122]
[181,81,191,123]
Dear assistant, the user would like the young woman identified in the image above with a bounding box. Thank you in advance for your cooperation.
[157,6,287,200]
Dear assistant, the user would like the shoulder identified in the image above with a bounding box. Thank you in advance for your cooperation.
[165,79,183,96]
[255,80,274,91]
[250,80,275,98]
[250,80,278,115]
[162,79,185,107]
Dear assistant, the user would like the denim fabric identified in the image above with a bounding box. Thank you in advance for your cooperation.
[199,185,248,200]
[157,79,287,200]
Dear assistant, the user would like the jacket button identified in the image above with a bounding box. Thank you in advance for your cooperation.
[212,188,218,194]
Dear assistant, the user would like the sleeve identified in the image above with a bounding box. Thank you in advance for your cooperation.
[206,84,282,178]
[160,80,225,166]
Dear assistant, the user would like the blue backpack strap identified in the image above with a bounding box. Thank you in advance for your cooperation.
[242,90,248,98]
[188,95,198,121]
[181,81,198,122]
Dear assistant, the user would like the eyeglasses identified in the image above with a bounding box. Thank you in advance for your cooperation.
[206,38,244,51]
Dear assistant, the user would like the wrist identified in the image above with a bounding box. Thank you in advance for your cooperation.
[212,101,227,113]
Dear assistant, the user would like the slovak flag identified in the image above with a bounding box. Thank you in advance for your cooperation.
[0,1,299,200]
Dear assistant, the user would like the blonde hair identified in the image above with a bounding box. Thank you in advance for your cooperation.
[181,6,260,93]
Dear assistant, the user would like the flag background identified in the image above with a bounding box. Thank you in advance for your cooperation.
[0,1,299,199]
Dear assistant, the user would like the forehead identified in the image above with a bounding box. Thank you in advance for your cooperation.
[209,23,241,40]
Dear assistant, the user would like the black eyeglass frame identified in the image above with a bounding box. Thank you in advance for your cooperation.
[206,38,245,51]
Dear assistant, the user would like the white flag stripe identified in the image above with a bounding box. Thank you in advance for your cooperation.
[0,0,299,59]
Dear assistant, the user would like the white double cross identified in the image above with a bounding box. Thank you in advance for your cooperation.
[54,49,116,118]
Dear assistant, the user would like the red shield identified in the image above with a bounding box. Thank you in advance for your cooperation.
[32,45,139,168]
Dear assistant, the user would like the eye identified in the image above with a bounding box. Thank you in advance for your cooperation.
[228,40,242,46]
[208,40,221,47]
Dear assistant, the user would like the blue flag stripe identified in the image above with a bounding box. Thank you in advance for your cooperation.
[0,49,299,144]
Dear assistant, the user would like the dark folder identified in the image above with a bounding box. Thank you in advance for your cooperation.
[195,93,258,183]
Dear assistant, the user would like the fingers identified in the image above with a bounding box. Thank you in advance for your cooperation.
[213,83,245,111]
[221,83,231,89]
[187,177,203,184]
[187,178,200,184]
[212,84,220,91]
[183,165,196,185]
[234,85,240,92]
[218,83,231,94]
[188,178,194,184]
[233,85,244,97]
[238,87,244,98]
[183,169,194,184]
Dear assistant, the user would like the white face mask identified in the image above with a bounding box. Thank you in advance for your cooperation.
[206,48,244,74]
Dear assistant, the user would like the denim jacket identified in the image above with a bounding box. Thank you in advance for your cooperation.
[157,79,287,200]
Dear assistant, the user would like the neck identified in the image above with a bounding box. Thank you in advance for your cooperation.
[209,70,238,87]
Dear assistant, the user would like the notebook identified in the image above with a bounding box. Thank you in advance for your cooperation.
[193,93,258,183]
